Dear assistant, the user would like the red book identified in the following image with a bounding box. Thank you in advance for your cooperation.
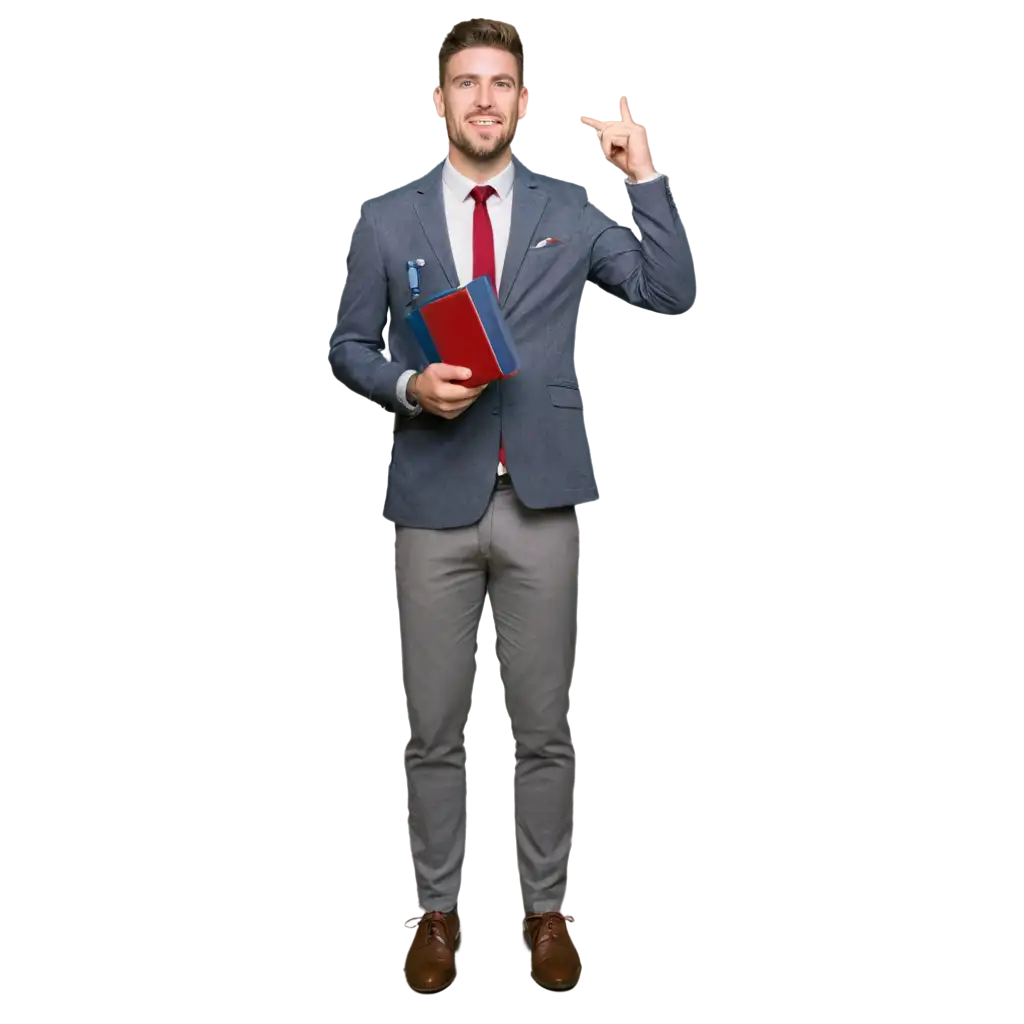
[405,276,520,389]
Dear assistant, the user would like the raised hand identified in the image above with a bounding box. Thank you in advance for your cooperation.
[580,96,656,181]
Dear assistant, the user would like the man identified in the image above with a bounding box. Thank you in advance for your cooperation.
[328,18,695,993]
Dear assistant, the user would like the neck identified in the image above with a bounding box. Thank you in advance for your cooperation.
[448,146,512,184]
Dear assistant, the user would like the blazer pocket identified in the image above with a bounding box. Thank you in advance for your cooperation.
[547,383,583,409]
[528,234,574,252]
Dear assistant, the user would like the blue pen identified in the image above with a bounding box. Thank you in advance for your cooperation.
[407,259,426,299]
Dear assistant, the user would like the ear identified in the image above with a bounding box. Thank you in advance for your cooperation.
[433,85,445,117]
[518,86,528,120]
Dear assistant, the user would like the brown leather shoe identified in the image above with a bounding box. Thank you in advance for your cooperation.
[523,911,581,991]
[404,908,460,993]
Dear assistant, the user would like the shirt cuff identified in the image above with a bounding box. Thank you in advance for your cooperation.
[396,368,422,415]
[625,171,664,184]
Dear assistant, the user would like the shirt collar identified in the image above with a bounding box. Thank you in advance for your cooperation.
[442,154,515,202]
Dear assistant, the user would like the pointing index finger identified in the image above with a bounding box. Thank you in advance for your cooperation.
[580,116,607,131]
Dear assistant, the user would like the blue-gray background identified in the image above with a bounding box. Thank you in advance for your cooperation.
[2,4,1024,1019]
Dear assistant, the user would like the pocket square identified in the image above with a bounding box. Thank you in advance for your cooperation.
[531,237,564,248]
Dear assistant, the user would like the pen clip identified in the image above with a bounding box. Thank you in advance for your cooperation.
[406,258,425,301]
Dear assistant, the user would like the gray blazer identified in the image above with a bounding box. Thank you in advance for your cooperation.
[328,152,696,529]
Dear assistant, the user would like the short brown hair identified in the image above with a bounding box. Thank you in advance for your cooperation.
[438,19,524,90]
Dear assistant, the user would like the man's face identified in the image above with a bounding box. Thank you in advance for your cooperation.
[434,47,528,163]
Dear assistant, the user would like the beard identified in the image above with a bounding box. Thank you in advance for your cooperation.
[448,114,517,162]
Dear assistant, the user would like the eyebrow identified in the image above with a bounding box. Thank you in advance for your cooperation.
[454,73,516,83]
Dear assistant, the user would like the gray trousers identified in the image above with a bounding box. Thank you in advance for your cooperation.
[394,476,579,914]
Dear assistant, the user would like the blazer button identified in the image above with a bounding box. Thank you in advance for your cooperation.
[492,409,500,415]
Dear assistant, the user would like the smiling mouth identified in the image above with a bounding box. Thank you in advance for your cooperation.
[469,120,500,130]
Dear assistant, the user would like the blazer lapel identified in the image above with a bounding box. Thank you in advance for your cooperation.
[498,153,548,310]
[413,160,459,292]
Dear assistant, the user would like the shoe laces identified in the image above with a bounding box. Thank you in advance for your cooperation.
[525,911,575,936]
[417,913,450,942]
[532,917,573,937]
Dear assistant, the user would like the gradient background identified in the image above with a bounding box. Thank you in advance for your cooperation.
[2,2,1021,1020]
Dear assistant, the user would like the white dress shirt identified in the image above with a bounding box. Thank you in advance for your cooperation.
[397,156,664,475]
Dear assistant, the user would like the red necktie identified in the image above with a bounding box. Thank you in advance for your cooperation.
[470,184,505,471]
